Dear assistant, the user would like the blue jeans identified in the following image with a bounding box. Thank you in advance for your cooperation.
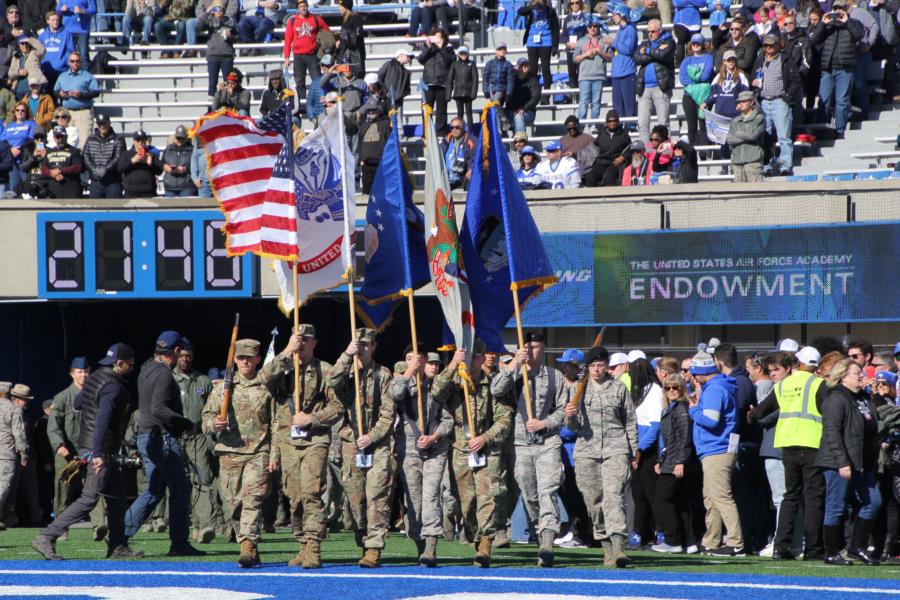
[124,431,190,545]
[197,181,212,198]
[122,14,154,44]
[578,78,604,121]
[510,495,532,542]
[165,186,198,197]
[185,18,201,45]
[819,68,854,135]
[822,469,882,526]
[611,75,636,118]
[8,165,22,192]
[504,108,535,134]
[74,33,90,64]
[154,20,187,46]
[238,14,275,43]
[207,57,234,97]
[89,180,122,199]
[761,97,793,171]
[853,51,872,120]
[408,5,436,36]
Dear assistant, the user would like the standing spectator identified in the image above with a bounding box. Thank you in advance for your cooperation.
[848,0,879,122]
[586,109,631,186]
[26,77,56,131]
[122,0,158,48]
[357,100,389,194]
[335,0,365,77]
[57,0,96,65]
[447,46,478,129]
[673,0,707,64]
[237,0,284,54]
[1,6,28,40]
[680,33,714,146]
[23,2,59,35]
[574,16,609,123]
[607,5,638,120]
[190,137,211,198]
[536,140,580,189]
[282,0,330,107]
[751,5,778,40]
[687,349,744,556]
[726,90,765,182]
[8,36,46,101]
[481,42,515,103]
[155,0,196,56]
[0,133,12,196]
[185,0,238,59]
[803,8,824,111]
[377,49,413,112]
[83,113,125,198]
[562,0,589,90]
[38,11,74,92]
[2,102,38,191]
[53,52,99,148]
[118,129,163,198]
[621,140,653,185]
[441,117,476,190]
[162,125,196,197]
[213,68,251,116]
[40,125,83,198]
[714,17,761,73]
[17,128,51,198]
[205,20,236,106]
[817,359,882,565]
[46,108,79,149]
[418,29,455,135]
[259,69,295,117]
[505,58,541,134]
[752,34,801,176]
[780,15,813,125]
[629,358,665,550]
[359,73,389,119]
[518,0,559,104]
[704,49,749,120]
[515,145,543,188]
[635,19,676,143]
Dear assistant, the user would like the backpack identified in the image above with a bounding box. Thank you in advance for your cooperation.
[316,18,336,59]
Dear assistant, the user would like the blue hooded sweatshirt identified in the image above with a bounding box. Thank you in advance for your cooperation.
[689,374,738,459]
[58,0,97,36]
[678,53,714,86]
[674,0,707,30]
[39,27,76,74]
[611,21,637,78]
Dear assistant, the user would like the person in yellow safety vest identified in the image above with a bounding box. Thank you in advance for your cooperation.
[756,346,828,561]
[609,353,629,386]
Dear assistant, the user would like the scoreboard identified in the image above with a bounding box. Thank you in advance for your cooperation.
[37,211,256,299]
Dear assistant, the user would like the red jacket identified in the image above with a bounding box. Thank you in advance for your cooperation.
[283,13,330,58]
[621,154,654,186]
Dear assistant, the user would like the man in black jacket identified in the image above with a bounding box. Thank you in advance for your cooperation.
[779,17,812,125]
[118,129,163,198]
[586,110,631,186]
[635,19,676,143]
[504,58,541,134]
[752,34,802,176]
[357,101,390,194]
[377,49,412,113]
[123,331,204,557]
[83,114,126,199]
[162,126,197,197]
[33,343,139,560]
[39,127,83,199]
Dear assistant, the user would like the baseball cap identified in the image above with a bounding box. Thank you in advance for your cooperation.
[516,57,529,67]
[723,49,738,61]
[457,45,470,54]
[876,371,898,388]
[513,131,528,142]
[893,342,900,356]
[630,140,646,152]
[627,350,646,363]
[545,140,561,152]
[52,125,67,137]
[95,113,110,126]
[776,338,800,353]
[690,350,717,376]
[496,41,508,50]
[321,53,334,66]
[155,330,183,354]
[795,346,820,367]
[364,73,379,86]
[520,145,537,155]
[98,343,135,366]
[174,125,188,139]
[690,33,705,44]
[762,34,779,46]
[556,349,585,364]
[609,352,628,367]
[525,331,545,344]
[394,48,414,58]
[133,129,149,140]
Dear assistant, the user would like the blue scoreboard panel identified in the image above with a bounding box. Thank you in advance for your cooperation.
[37,211,256,299]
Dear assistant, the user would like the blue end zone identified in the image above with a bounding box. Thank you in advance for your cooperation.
[1,561,900,599]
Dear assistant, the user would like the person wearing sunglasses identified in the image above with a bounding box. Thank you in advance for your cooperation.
[53,52,100,149]
[585,109,631,187]
[635,19,675,144]
[441,117,476,190]
[779,15,812,126]
[562,0,588,90]
[713,16,758,73]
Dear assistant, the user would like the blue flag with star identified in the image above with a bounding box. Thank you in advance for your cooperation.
[459,103,557,351]
[357,113,430,330]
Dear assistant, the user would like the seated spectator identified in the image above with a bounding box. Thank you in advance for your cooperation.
[0,80,15,123]
[123,0,158,48]
[83,113,126,198]
[377,49,413,112]
[24,2,59,36]
[586,109,631,186]
[671,138,698,183]
[622,140,654,185]
[560,115,594,155]
[25,76,56,130]
[316,91,357,139]
[516,145,544,189]
[205,20,236,104]
[357,100,390,194]
[482,42,515,104]
[18,127,51,198]
[436,0,480,34]
[162,125,197,197]
[8,36,46,101]
[46,108,79,149]
[118,129,163,198]
[505,57,540,134]
[190,138,212,198]
[0,132,13,196]
[213,68,251,116]
[38,11,74,91]
[336,0,366,77]
[259,69,295,117]
[58,0,96,65]
[752,33,801,176]
[407,0,436,37]
[508,131,529,166]
[574,16,610,123]
[188,0,239,59]
[635,19,676,143]
[536,140,581,189]
[441,117,476,190]
[155,0,197,57]
[2,102,38,190]
[39,125,83,198]
[726,90,765,182]
[1,6,29,40]
[679,33,714,146]
[448,46,479,129]
[53,52,100,147]
[238,0,285,55]
[647,124,674,173]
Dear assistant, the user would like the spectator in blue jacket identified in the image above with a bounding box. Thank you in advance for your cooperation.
[562,0,589,89]
[608,5,637,119]
[481,42,515,103]
[673,0,707,64]
[190,138,212,198]
[38,12,74,92]
[518,0,559,105]
[56,1,96,66]
[688,349,745,556]
[679,33,714,145]
[2,101,38,191]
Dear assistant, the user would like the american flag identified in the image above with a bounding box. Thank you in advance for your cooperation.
[192,102,298,259]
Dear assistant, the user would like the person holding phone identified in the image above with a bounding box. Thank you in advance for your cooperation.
[118,129,162,198]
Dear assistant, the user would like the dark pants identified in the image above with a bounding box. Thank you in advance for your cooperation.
[293,53,321,101]
[673,25,691,67]
[425,86,449,134]
[43,459,126,548]
[361,162,378,194]
[206,57,234,97]
[732,442,771,552]
[89,180,123,199]
[631,449,659,542]
[560,461,593,546]
[527,46,553,100]
[165,186,198,197]
[124,430,190,546]
[774,446,824,557]
[656,464,698,547]
[682,94,709,147]
[566,51,579,89]
[612,75,637,118]
[408,5,436,36]
[454,98,474,128]
[585,158,623,187]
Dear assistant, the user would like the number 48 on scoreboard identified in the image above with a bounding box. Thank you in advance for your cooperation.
[37,211,256,299]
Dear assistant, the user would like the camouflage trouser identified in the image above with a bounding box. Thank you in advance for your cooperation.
[513,442,564,535]
[397,444,447,540]
[340,440,395,550]
[574,454,631,542]
[218,451,269,545]
[182,433,225,534]
[450,448,506,542]
[278,442,328,543]
[0,459,14,518]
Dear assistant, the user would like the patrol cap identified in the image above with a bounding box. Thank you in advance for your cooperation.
[427,352,442,364]
[98,343,135,366]
[70,356,89,370]
[394,360,407,375]
[585,346,611,365]
[545,140,561,152]
[627,350,646,363]
[155,330,183,354]
[737,90,756,103]
[876,370,898,388]
[525,331,545,344]
[609,352,628,367]
[11,384,33,400]
[355,328,376,343]
[556,349,585,365]
[0,382,10,395]
[235,339,261,357]
[795,346,820,367]
[298,324,316,337]
[472,338,487,356]
[690,350,717,376]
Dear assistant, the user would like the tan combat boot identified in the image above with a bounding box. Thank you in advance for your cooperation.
[238,540,260,568]
[419,536,438,567]
[611,535,631,568]
[601,539,616,567]
[538,530,555,567]
[288,541,307,567]
[358,548,381,568]
[302,540,322,569]
[474,536,492,568]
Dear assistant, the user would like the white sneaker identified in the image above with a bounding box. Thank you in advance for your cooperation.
[684,544,700,554]
[554,531,574,546]
[759,542,774,557]
[651,542,682,553]
[559,539,586,548]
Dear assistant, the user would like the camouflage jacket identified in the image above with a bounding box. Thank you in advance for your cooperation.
[431,368,512,455]
[47,382,81,453]
[326,353,395,447]
[202,355,291,455]
[491,364,567,447]
[271,358,343,458]
[0,397,27,460]
[389,374,454,454]
[565,375,637,460]
[173,369,212,425]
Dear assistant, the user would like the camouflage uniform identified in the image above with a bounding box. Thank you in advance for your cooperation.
[431,368,511,545]
[325,420,353,530]
[325,348,395,551]
[491,364,567,537]
[390,369,454,541]
[271,356,343,546]
[565,376,637,545]
[202,341,290,546]
[173,367,224,539]
[0,385,27,521]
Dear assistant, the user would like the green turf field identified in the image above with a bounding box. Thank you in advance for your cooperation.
[3,527,900,580]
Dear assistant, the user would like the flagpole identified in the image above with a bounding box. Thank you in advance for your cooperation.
[511,287,534,421]
[460,364,476,438]
[293,262,301,414]
[407,291,426,433]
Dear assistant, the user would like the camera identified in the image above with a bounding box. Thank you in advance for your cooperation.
[111,454,143,470]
